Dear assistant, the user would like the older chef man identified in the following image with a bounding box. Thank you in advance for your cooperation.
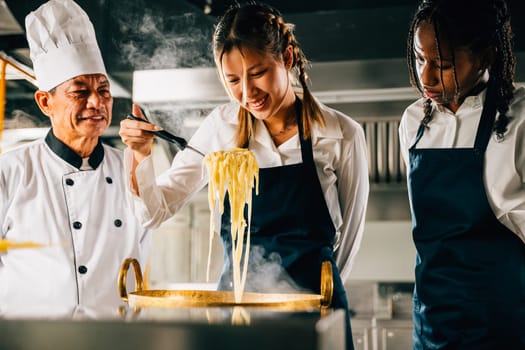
[0,0,150,308]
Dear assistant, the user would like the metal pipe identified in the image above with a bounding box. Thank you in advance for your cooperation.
[0,58,6,153]
[0,54,38,153]
[0,54,36,82]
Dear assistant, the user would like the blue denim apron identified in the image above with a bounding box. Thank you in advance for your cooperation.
[408,82,525,349]
[218,98,354,350]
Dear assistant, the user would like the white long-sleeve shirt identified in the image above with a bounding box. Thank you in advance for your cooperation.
[399,85,525,242]
[127,100,369,281]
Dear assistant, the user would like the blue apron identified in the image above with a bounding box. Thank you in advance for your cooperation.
[408,81,525,350]
[218,98,354,350]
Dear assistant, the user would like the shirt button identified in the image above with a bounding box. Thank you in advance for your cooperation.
[73,221,82,230]
[106,177,113,184]
[78,265,88,274]
[65,179,74,186]
[114,219,122,227]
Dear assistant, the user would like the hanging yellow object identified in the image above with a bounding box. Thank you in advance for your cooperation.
[0,239,47,253]
[0,54,37,154]
[0,58,6,154]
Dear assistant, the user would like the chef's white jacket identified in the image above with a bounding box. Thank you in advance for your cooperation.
[0,130,151,308]
[128,100,369,282]
[399,85,525,242]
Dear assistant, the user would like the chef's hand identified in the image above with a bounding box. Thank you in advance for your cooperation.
[119,103,159,163]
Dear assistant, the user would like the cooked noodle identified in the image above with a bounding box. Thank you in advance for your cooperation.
[231,306,251,325]
[204,148,259,303]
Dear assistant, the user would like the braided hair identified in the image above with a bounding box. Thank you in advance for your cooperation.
[407,0,516,140]
[213,2,324,147]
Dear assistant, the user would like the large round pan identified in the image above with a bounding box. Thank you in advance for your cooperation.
[118,258,333,311]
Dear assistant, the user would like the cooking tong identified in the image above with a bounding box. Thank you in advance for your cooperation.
[126,114,204,156]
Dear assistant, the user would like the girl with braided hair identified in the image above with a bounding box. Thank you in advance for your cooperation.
[120,3,368,349]
[399,0,525,348]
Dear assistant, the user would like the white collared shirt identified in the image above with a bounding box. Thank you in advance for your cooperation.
[128,100,369,281]
[399,85,525,242]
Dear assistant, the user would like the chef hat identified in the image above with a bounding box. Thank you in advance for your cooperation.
[25,0,107,91]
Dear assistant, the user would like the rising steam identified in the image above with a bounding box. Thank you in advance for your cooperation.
[243,245,310,294]
[115,0,214,70]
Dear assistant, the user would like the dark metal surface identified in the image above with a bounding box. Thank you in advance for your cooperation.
[0,307,346,350]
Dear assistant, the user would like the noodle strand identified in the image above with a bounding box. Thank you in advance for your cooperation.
[204,148,259,303]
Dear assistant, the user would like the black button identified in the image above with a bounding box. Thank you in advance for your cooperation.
[78,265,88,274]
[65,178,74,186]
[73,221,82,229]
[114,219,122,227]
[106,177,113,184]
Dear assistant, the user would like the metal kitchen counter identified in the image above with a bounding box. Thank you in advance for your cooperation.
[0,306,345,350]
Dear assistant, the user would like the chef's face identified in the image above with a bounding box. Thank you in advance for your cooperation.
[220,46,293,121]
[414,20,488,113]
[36,74,113,142]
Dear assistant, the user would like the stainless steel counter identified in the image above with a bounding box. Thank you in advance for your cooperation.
[0,306,345,350]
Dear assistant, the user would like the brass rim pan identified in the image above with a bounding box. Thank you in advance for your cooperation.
[119,258,333,310]
[127,289,322,310]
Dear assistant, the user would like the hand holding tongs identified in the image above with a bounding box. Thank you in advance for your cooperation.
[126,114,204,156]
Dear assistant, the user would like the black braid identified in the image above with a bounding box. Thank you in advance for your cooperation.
[490,0,516,141]
[421,99,433,128]
[408,0,516,139]
[407,2,440,127]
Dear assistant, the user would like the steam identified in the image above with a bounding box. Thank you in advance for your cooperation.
[243,245,310,294]
[115,1,214,70]
[5,109,48,129]
[142,105,211,141]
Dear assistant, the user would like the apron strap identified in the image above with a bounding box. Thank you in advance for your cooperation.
[410,123,427,150]
[293,97,316,166]
[473,79,498,154]
[409,79,498,152]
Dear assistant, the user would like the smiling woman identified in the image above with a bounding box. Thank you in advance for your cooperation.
[120,3,369,350]
[218,46,299,147]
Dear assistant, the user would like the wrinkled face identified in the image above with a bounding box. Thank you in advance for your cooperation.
[220,46,292,120]
[40,74,112,141]
[414,20,487,112]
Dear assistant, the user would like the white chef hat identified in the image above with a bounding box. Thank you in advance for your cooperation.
[25,0,107,91]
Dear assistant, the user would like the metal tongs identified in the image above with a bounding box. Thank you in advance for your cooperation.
[126,114,204,156]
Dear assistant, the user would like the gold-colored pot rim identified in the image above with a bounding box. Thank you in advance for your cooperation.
[118,258,333,310]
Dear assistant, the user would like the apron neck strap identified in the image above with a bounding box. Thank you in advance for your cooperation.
[473,79,498,153]
[409,80,498,153]
[294,96,314,164]
[410,123,427,150]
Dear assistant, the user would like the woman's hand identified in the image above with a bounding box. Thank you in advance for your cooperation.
[119,103,159,163]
